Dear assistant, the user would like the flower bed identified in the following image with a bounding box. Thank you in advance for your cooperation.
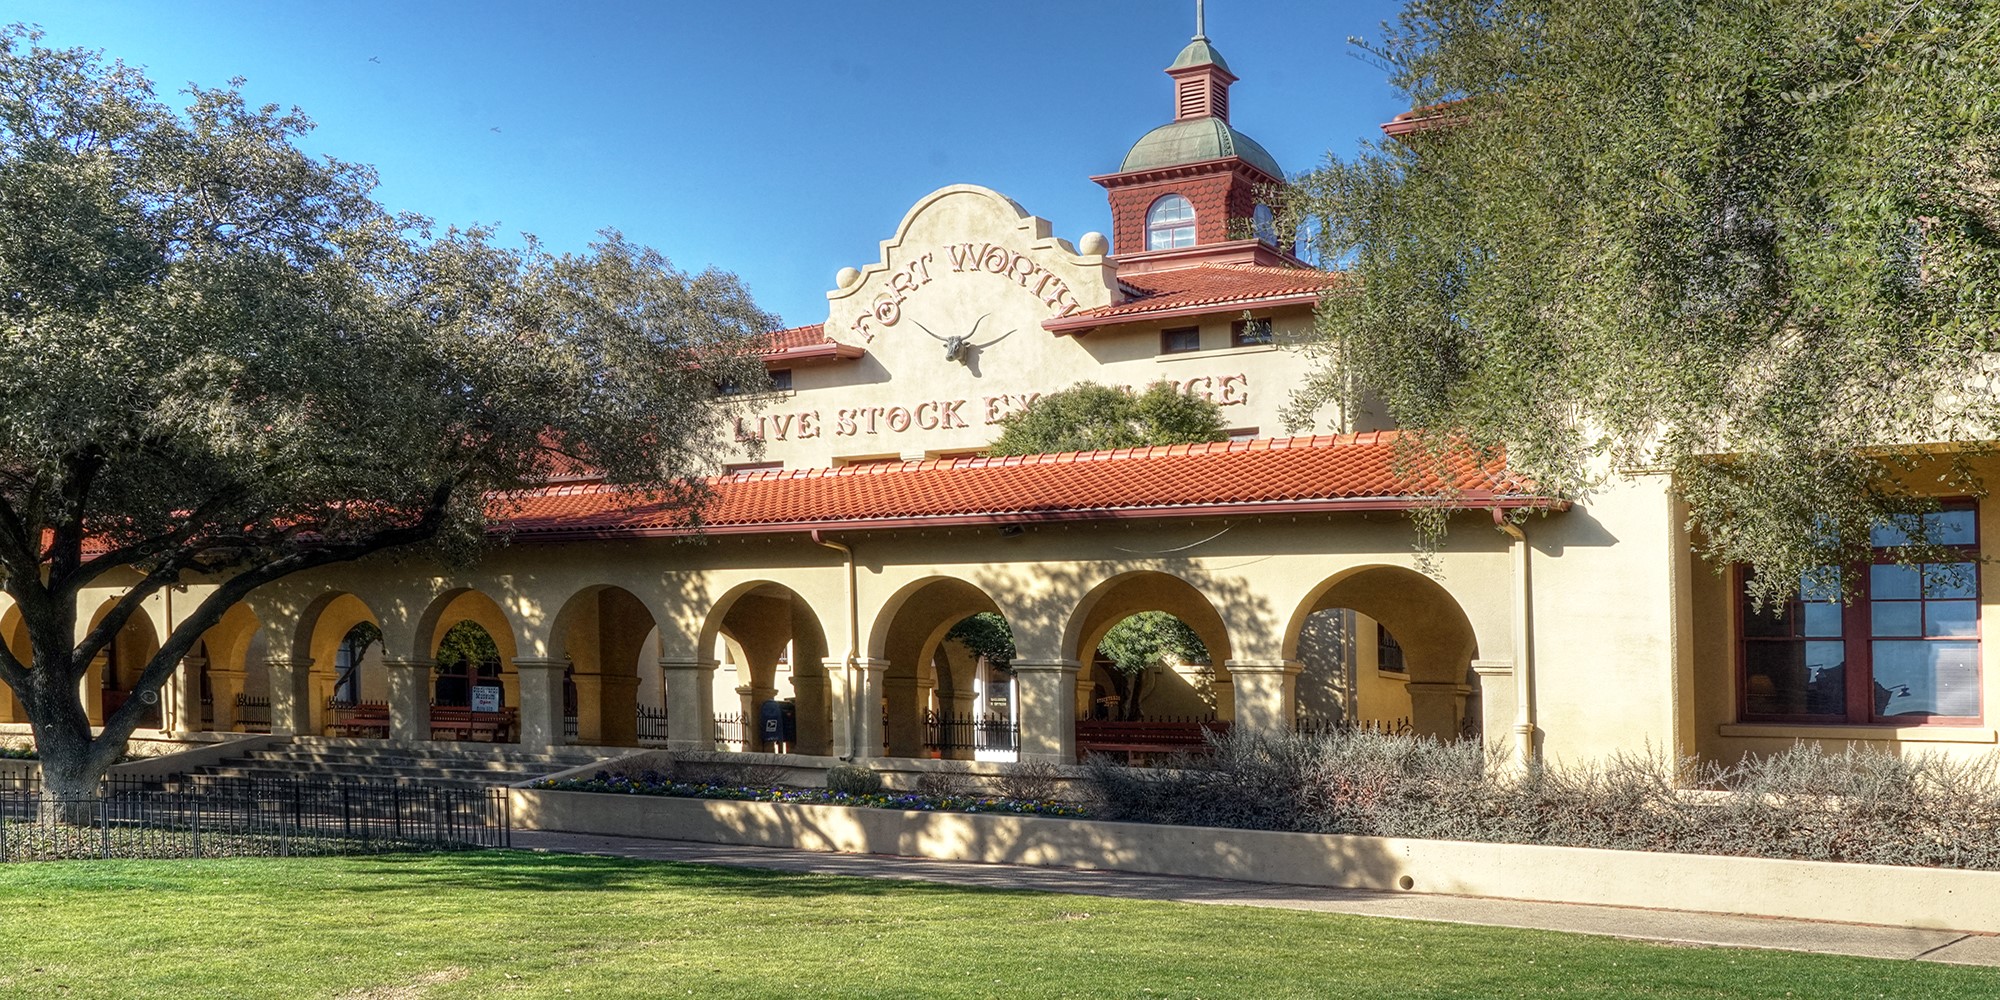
[0,747,36,761]
[532,770,1088,818]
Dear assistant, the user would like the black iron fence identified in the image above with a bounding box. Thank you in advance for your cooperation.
[924,711,1019,755]
[235,694,272,733]
[637,705,670,745]
[0,775,508,862]
[1295,716,1414,737]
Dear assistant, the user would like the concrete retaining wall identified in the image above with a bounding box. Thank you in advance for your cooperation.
[512,788,2000,934]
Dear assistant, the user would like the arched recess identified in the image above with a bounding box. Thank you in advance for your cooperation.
[84,599,161,729]
[0,604,29,724]
[415,589,521,729]
[868,577,1011,759]
[1283,565,1482,740]
[1064,571,1236,724]
[290,592,384,736]
[548,585,659,748]
[183,601,261,734]
[698,582,831,755]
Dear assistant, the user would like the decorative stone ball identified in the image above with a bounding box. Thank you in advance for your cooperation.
[1078,232,1110,256]
[836,266,861,289]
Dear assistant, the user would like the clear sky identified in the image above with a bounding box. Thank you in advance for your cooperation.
[4,1,1410,327]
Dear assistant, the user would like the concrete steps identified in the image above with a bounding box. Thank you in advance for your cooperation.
[173,738,607,791]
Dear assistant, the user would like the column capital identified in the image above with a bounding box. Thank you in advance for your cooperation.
[659,657,719,672]
[381,658,435,670]
[1470,659,1514,678]
[180,655,209,669]
[1222,658,1302,676]
[512,658,569,673]
[1011,658,1080,675]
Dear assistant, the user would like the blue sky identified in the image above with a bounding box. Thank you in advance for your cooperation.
[5,1,1410,327]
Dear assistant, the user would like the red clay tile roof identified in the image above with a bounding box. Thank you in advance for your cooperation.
[1043,263,1341,334]
[497,431,1557,540]
[757,322,866,365]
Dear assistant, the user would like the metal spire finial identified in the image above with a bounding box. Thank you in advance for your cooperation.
[1194,0,1207,40]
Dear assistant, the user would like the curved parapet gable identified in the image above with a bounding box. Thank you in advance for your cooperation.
[825,184,1116,347]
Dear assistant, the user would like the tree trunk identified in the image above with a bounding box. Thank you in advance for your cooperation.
[22,672,115,825]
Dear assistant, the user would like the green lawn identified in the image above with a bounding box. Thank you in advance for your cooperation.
[0,852,1992,999]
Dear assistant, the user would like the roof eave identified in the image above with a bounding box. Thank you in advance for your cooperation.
[1042,290,1327,336]
[761,342,867,366]
[504,493,1568,543]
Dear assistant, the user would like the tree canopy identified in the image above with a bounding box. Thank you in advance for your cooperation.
[0,26,773,798]
[987,381,1227,457]
[1281,0,2000,601]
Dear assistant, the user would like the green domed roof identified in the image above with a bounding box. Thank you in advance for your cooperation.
[1169,38,1232,74]
[1120,117,1282,179]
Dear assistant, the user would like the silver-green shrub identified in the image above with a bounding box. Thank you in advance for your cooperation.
[825,765,882,796]
[1082,729,2000,869]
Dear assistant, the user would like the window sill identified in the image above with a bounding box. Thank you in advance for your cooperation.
[1717,723,1997,744]
[1375,669,1409,683]
[1154,343,1278,363]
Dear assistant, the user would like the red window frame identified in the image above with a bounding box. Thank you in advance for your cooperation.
[1734,500,1983,726]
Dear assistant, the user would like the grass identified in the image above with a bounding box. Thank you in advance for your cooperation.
[0,852,1995,999]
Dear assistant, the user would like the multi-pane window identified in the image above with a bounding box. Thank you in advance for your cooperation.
[1377,624,1406,674]
[1231,318,1273,347]
[1739,503,1981,724]
[1147,194,1197,250]
[769,368,793,392]
[1159,326,1201,354]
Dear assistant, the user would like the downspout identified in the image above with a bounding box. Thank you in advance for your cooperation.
[811,530,861,761]
[1493,509,1537,764]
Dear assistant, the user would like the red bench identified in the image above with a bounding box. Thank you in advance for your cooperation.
[326,700,390,738]
[429,705,517,743]
[1075,719,1229,759]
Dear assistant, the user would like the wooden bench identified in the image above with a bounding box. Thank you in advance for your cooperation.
[327,700,390,738]
[1075,719,1229,759]
[429,705,517,743]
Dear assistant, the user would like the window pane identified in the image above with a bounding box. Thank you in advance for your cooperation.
[1926,509,1977,546]
[1871,515,1918,548]
[1802,601,1843,637]
[1798,568,1841,602]
[1741,601,1790,638]
[1871,563,1920,600]
[1926,601,1978,638]
[1872,640,1981,718]
[1924,562,1978,599]
[1871,600,1922,637]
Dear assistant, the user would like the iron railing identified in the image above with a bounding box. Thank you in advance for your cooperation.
[637,705,670,745]
[923,710,1019,755]
[1295,716,1414,737]
[0,775,508,862]
[235,694,272,733]
[712,711,746,751]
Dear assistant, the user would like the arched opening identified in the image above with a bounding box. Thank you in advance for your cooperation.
[416,589,520,743]
[292,593,383,737]
[699,582,831,755]
[549,585,660,748]
[870,578,1020,761]
[1285,566,1482,741]
[1294,609,1414,733]
[86,602,161,730]
[331,622,384,707]
[0,606,30,725]
[1086,611,1214,723]
[1063,571,1236,759]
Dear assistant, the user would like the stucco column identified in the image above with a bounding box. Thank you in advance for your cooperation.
[736,683,778,751]
[1471,660,1516,754]
[169,655,207,735]
[883,675,932,758]
[384,659,433,742]
[81,654,107,726]
[1012,659,1079,763]
[660,658,717,752]
[208,668,245,732]
[513,659,567,748]
[828,657,888,760]
[1407,681,1469,741]
[792,670,832,756]
[1225,659,1301,736]
[598,674,640,746]
[267,657,312,736]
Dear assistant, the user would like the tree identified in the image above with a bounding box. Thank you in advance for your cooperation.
[1094,612,1210,721]
[943,611,1014,669]
[0,26,773,805]
[1281,1,2000,602]
[987,381,1227,457]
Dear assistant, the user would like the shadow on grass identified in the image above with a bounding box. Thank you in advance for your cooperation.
[325,849,1033,903]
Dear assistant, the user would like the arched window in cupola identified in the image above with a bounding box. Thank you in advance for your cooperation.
[1147,194,1197,250]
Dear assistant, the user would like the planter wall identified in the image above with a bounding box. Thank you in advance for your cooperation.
[512,788,2000,934]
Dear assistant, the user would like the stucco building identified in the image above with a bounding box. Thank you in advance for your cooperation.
[5,18,1993,773]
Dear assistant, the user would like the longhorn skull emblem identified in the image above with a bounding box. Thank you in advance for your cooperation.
[911,313,1015,363]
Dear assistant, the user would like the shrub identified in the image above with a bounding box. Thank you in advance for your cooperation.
[994,759,1067,803]
[825,765,882,796]
[1082,728,2000,870]
[914,771,975,799]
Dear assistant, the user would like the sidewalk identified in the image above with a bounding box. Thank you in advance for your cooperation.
[511,830,2000,967]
